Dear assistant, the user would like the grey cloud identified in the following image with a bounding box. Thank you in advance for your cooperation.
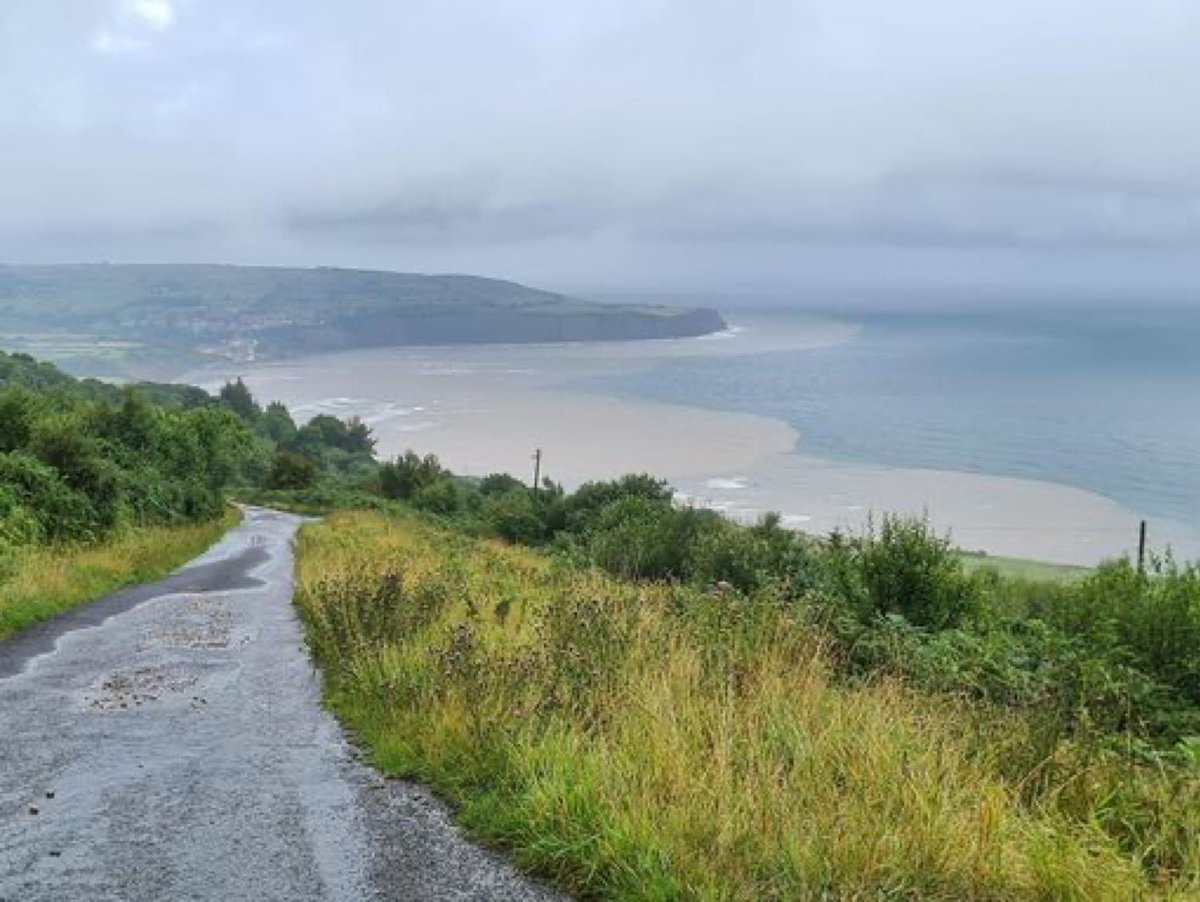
[3,0,1200,298]
[287,197,603,245]
[6,217,227,245]
[642,170,1200,251]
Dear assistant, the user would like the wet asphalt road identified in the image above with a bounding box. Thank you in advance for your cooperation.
[0,508,560,901]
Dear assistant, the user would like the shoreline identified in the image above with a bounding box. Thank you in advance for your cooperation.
[209,318,1179,568]
[671,450,1159,567]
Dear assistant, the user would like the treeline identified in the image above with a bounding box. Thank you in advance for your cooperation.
[0,351,372,553]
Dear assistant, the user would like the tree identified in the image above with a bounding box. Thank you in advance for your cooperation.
[260,402,298,446]
[379,451,445,500]
[267,450,319,490]
[219,378,260,422]
[479,472,526,496]
[0,388,36,453]
[109,389,157,451]
[413,478,461,515]
[859,515,979,630]
[294,414,376,456]
[343,416,376,454]
[562,473,673,534]
[482,488,548,544]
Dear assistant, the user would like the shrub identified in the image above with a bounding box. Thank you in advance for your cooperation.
[0,451,97,541]
[293,414,376,457]
[379,451,446,501]
[478,472,527,496]
[857,515,980,629]
[1051,558,1200,707]
[413,478,462,516]
[0,487,41,547]
[482,489,548,544]
[0,348,377,548]
[0,388,37,453]
[561,473,673,534]
[260,401,298,446]
[585,498,719,581]
[686,512,825,595]
[267,450,319,490]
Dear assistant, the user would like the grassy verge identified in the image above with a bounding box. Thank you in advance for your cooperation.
[0,507,240,641]
[296,511,1197,899]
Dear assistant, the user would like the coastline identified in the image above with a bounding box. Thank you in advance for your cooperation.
[208,317,1179,568]
[672,451,1156,567]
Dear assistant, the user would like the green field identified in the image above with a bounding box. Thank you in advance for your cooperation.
[959,551,1092,582]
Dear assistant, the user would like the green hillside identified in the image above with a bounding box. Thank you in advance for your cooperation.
[0,264,726,375]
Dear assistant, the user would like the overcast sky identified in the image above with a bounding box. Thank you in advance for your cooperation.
[2,1,1199,302]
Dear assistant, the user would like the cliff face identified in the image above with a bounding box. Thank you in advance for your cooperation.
[255,307,728,353]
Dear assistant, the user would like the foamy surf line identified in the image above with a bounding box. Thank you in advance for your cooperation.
[671,454,1173,567]
[705,476,752,490]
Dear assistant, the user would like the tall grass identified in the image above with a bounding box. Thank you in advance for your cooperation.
[296,511,1198,899]
[0,506,238,640]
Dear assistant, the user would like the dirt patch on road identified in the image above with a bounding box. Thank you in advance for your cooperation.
[153,595,233,650]
[87,664,200,712]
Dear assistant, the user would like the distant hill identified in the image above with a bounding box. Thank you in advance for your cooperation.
[0,264,726,375]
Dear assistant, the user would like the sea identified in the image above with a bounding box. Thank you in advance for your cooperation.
[569,304,1200,556]
[224,302,1200,564]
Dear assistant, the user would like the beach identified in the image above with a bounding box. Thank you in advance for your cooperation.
[206,316,1169,567]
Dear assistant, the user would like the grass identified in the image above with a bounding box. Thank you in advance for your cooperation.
[958,551,1091,583]
[0,507,239,641]
[296,511,1197,900]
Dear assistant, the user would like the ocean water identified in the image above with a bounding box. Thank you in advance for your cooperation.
[571,306,1200,537]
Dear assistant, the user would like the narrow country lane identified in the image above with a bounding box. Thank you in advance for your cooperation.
[0,508,560,901]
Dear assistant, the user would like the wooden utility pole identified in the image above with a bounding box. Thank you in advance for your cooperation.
[531,448,542,494]
[1137,519,1147,574]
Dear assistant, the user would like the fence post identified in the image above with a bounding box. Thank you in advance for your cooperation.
[1137,520,1147,574]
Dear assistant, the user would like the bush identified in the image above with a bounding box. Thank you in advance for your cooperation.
[585,498,719,581]
[482,488,547,544]
[0,451,96,541]
[856,515,980,630]
[267,450,319,490]
[293,414,376,457]
[478,472,527,496]
[1050,558,1200,707]
[379,451,446,501]
[686,512,824,595]
[0,388,36,453]
[561,473,673,534]
[0,487,41,547]
[260,402,298,446]
[0,348,380,549]
[413,478,462,516]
